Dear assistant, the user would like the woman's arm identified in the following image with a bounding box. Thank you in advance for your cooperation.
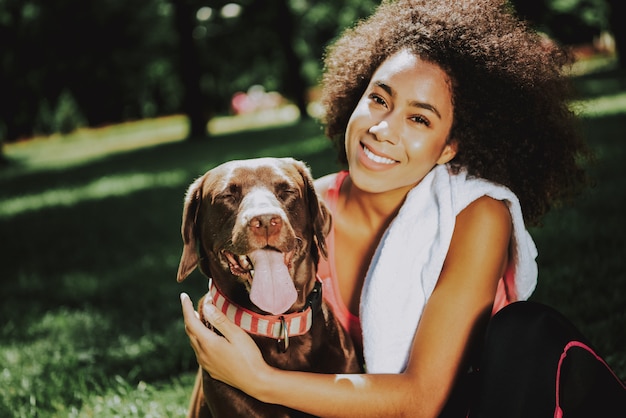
[181,196,512,418]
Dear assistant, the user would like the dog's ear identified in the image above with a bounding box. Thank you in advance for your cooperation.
[177,175,205,282]
[295,160,332,259]
[313,199,332,259]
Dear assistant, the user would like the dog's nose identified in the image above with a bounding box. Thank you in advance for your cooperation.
[249,214,283,239]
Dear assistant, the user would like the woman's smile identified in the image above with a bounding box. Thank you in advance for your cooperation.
[361,143,398,166]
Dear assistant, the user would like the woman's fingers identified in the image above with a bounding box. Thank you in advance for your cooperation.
[180,292,271,394]
[180,293,204,334]
[180,292,245,344]
[200,295,249,343]
[180,292,220,352]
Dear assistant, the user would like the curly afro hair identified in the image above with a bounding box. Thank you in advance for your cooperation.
[320,0,592,225]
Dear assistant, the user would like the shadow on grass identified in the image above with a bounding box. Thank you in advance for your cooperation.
[529,110,626,377]
[571,66,626,100]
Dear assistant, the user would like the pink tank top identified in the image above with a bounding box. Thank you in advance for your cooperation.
[318,171,363,355]
[318,171,512,357]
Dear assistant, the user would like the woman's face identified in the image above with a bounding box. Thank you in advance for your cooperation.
[345,49,456,194]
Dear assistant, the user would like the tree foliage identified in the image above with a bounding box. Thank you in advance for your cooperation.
[0,0,180,141]
[0,0,617,144]
[511,0,613,45]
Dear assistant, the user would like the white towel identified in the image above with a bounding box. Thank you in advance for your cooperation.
[360,164,538,373]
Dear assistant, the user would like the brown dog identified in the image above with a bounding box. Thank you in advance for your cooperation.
[177,157,360,418]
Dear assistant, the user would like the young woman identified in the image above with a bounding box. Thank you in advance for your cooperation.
[181,0,625,416]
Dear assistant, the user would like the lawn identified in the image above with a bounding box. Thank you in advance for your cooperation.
[1,61,624,417]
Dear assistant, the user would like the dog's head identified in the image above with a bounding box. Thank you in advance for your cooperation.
[176,157,331,314]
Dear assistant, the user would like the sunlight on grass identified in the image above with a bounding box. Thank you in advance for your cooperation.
[0,308,110,417]
[3,115,189,174]
[0,306,192,417]
[0,128,332,219]
[69,375,193,418]
[208,103,300,133]
[572,91,626,117]
[3,105,302,177]
[568,54,618,77]
[0,170,187,219]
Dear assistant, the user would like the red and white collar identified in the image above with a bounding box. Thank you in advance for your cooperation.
[208,278,322,340]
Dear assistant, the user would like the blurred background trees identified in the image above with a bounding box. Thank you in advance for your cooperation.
[0,0,622,147]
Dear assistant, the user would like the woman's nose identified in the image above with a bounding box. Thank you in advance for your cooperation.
[368,120,396,143]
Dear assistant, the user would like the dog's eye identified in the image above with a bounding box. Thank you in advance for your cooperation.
[276,186,298,202]
[218,193,237,202]
[216,186,241,204]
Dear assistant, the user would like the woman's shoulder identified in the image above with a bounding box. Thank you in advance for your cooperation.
[445,195,512,289]
[313,173,337,193]
[314,171,347,197]
[459,195,511,229]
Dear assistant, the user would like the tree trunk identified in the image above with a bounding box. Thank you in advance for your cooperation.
[172,0,209,140]
[607,0,625,69]
[0,140,6,166]
[275,0,310,119]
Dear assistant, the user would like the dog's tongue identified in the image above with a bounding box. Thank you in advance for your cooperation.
[248,249,297,315]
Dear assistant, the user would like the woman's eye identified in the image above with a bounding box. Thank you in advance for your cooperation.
[369,94,387,107]
[410,115,431,127]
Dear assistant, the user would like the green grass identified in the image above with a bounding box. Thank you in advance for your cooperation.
[1,62,625,416]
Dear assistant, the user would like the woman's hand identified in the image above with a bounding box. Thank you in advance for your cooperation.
[180,292,269,392]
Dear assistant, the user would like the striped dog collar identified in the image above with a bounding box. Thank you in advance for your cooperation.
[208,278,322,340]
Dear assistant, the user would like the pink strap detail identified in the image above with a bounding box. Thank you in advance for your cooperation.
[554,340,626,417]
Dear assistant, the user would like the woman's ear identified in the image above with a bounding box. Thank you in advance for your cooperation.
[436,140,458,165]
